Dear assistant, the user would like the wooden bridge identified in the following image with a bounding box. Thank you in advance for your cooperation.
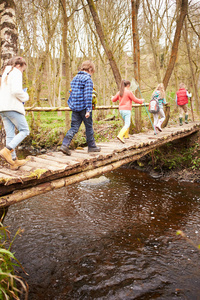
[0,121,200,208]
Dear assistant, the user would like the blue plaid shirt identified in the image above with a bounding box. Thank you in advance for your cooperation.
[68,71,93,112]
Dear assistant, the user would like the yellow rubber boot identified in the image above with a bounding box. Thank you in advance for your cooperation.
[124,128,129,139]
[0,147,15,165]
[117,127,127,144]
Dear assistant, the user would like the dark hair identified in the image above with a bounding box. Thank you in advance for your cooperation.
[119,80,131,97]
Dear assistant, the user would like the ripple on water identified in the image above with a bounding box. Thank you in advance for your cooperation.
[4,168,200,300]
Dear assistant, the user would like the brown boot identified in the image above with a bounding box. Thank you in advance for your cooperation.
[0,147,15,165]
[10,159,28,170]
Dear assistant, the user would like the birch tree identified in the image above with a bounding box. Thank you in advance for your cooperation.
[0,0,18,67]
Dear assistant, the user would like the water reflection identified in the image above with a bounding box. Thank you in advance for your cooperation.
[4,168,200,300]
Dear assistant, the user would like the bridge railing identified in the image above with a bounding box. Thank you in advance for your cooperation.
[25,103,170,129]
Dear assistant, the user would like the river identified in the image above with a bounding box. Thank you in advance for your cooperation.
[4,167,200,299]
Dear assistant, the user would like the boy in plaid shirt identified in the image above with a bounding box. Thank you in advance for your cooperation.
[60,60,101,155]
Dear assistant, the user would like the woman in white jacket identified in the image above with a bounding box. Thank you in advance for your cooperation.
[0,56,30,169]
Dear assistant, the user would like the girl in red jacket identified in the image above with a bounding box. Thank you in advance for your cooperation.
[176,83,192,125]
[112,80,144,143]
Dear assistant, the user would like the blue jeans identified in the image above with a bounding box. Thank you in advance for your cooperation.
[62,109,96,147]
[119,110,131,129]
[0,111,30,159]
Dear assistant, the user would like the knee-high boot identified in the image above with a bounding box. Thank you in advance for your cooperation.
[117,127,127,143]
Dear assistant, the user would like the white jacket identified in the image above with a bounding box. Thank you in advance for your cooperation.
[0,66,29,115]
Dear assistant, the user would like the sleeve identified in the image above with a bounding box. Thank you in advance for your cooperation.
[10,71,29,103]
[112,92,120,102]
[186,91,192,98]
[129,91,143,104]
[84,78,93,112]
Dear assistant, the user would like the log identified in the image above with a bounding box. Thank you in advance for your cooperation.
[0,152,154,207]
[24,102,157,112]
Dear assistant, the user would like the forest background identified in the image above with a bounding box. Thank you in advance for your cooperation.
[0,0,200,149]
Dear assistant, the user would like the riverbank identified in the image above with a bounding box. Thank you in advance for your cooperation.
[128,132,200,183]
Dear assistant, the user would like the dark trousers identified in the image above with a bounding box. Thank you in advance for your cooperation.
[62,109,96,147]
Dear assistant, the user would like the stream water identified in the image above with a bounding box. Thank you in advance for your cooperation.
[4,168,200,300]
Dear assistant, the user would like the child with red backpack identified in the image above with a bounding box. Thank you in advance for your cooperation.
[176,83,192,125]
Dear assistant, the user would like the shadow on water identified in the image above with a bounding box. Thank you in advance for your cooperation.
[4,168,200,300]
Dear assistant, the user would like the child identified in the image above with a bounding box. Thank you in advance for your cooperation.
[0,56,30,169]
[176,83,192,125]
[60,60,101,155]
[151,83,166,133]
[112,80,144,143]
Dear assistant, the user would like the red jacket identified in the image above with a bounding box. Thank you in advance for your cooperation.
[176,88,188,106]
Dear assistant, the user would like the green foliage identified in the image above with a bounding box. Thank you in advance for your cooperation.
[150,142,200,171]
[0,220,28,300]
[26,111,66,130]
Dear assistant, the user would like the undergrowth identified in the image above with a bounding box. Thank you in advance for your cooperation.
[149,141,200,171]
[0,216,28,300]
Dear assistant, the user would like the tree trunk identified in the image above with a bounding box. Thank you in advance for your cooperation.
[163,0,188,89]
[60,0,71,128]
[86,0,122,89]
[184,18,199,115]
[131,0,141,132]
[0,0,18,67]
[0,0,18,145]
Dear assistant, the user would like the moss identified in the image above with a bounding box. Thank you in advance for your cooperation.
[30,169,47,179]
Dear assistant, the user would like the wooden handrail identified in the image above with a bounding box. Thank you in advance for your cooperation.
[25,103,169,112]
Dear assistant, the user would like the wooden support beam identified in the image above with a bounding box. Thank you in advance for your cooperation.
[0,149,153,207]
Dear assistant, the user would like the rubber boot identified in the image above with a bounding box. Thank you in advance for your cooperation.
[185,114,188,124]
[10,159,28,170]
[179,117,183,126]
[0,147,15,165]
[117,127,127,144]
[124,128,129,139]
[156,120,162,132]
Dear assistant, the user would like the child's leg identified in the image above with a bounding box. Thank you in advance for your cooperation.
[178,105,184,125]
[62,111,82,147]
[182,104,188,123]
[153,113,159,129]
[158,109,165,125]
[0,111,29,159]
[118,110,131,143]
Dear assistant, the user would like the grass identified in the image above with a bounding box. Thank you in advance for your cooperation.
[0,217,28,300]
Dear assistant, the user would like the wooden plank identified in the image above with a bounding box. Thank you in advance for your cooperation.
[40,152,82,166]
[26,156,68,169]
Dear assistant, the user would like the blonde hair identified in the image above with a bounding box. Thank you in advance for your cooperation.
[80,60,95,73]
[155,83,165,99]
[4,56,27,84]
[179,82,185,89]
